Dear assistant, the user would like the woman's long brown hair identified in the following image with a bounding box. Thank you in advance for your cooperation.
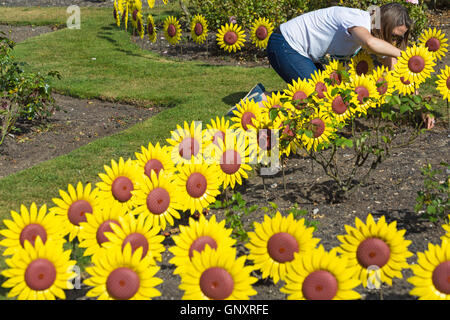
[371,3,413,50]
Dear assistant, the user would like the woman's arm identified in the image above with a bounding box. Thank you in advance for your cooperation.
[348,26,402,58]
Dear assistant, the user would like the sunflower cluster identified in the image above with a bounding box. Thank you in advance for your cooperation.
[111,2,275,51]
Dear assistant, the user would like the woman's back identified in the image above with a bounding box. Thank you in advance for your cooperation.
[280,6,371,62]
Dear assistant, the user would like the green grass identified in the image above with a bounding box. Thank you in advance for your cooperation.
[0,7,283,228]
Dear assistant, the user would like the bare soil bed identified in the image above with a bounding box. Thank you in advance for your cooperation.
[1,11,449,301]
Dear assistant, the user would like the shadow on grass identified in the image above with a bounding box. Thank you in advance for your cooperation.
[221,91,247,106]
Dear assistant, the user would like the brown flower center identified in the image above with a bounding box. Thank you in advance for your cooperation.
[146,187,171,215]
[20,224,47,247]
[122,233,149,259]
[186,172,207,198]
[106,267,140,300]
[111,176,134,202]
[241,112,256,131]
[425,37,440,52]
[178,137,200,160]
[25,258,56,291]
[356,60,369,76]
[356,237,391,268]
[255,25,268,40]
[302,270,338,300]
[224,31,238,45]
[96,219,120,245]
[331,95,348,115]
[68,200,93,226]
[408,55,425,74]
[144,159,164,178]
[431,261,450,295]
[220,150,241,175]
[199,267,234,300]
[188,236,218,259]
[267,232,299,263]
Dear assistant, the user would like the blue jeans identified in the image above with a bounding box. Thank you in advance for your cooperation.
[267,32,324,84]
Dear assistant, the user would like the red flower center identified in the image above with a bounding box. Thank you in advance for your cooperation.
[122,233,149,259]
[186,172,207,198]
[257,129,274,151]
[255,25,268,40]
[224,31,238,45]
[68,200,92,226]
[96,219,120,245]
[20,223,47,247]
[293,91,307,105]
[329,71,342,86]
[432,261,450,294]
[25,258,56,291]
[356,237,391,268]
[267,232,299,263]
[331,95,348,115]
[212,131,225,146]
[354,86,370,104]
[148,23,154,35]
[200,267,234,300]
[310,118,325,138]
[315,82,327,99]
[220,150,241,174]
[376,77,388,95]
[167,24,176,37]
[188,236,218,259]
[302,270,338,300]
[408,55,425,74]
[356,60,369,76]
[106,267,140,300]
[178,137,200,160]
[194,22,203,36]
[144,159,164,178]
[241,112,256,131]
[111,176,134,202]
[400,76,411,85]
[425,37,440,52]
[146,187,171,215]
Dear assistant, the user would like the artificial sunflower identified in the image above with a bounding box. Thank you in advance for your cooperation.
[164,16,182,45]
[394,44,436,85]
[50,182,101,242]
[77,201,128,257]
[436,65,450,101]
[179,245,257,300]
[169,214,236,275]
[349,74,380,115]
[212,133,252,189]
[348,49,374,78]
[250,17,274,49]
[408,240,450,300]
[309,69,330,102]
[147,14,157,43]
[190,14,208,44]
[323,59,346,87]
[337,214,413,288]
[1,237,76,300]
[391,71,417,96]
[322,83,354,123]
[131,170,183,231]
[175,161,222,215]
[113,0,121,27]
[0,203,64,257]
[284,77,315,110]
[370,65,395,104]
[84,243,162,300]
[147,0,155,8]
[300,107,337,152]
[96,157,142,213]
[418,27,449,61]
[216,23,246,53]
[203,116,231,149]
[230,98,261,132]
[134,141,175,179]
[166,121,204,166]
[122,2,129,30]
[136,12,145,39]
[130,2,141,30]
[247,112,282,166]
[246,212,320,284]
[281,245,361,300]
[102,213,165,262]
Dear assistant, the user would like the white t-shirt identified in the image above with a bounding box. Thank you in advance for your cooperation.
[280,6,371,62]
